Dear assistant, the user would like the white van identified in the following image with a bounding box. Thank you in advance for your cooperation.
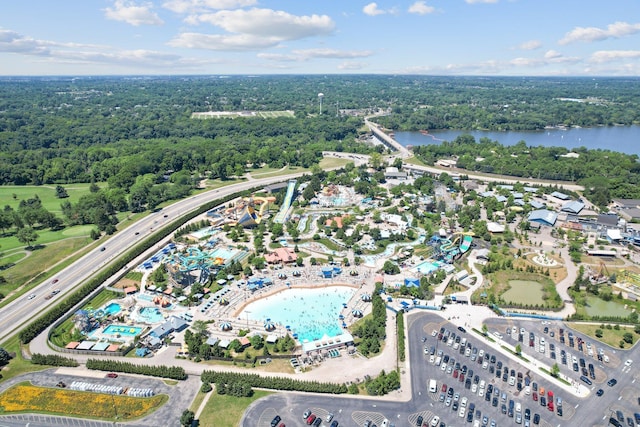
[429,379,437,393]
[435,356,442,366]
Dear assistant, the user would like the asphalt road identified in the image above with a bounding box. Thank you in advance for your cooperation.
[0,172,316,343]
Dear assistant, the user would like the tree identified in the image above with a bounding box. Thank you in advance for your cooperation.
[55,185,69,198]
[191,320,209,336]
[16,227,39,249]
[551,363,560,378]
[515,344,522,355]
[180,409,195,427]
[382,260,400,275]
[482,323,488,336]
[0,347,11,366]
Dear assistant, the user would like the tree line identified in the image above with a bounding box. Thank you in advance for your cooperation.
[201,370,348,394]
[86,359,187,380]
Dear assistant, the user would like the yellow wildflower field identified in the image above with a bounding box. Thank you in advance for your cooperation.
[0,383,167,420]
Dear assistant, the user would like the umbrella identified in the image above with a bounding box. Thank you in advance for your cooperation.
[361,294,371,301]
[352,309,363,317]
[338,314,345,320]
[219,298,228,305]
[264,321,276,331]
[220,321,232,331]
[292,333,298,339]
[342,322,347,328]
[286,325,291,330]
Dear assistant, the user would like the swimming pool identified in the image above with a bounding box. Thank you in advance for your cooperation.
[102,324,143,337]
[103,303,121,316]
[414,260,443,274]
[210,247,236,260]
[131,307,165,324]
[241,286,356,343]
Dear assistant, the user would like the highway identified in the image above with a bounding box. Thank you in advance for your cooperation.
[0,173,310,344]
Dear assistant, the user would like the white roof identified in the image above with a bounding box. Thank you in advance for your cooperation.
[607,229,622,240]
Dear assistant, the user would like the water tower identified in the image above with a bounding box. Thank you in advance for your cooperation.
[318,93,324,115]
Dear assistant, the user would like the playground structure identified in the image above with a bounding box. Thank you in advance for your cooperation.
[167,245,238,286]
[227,195,276,228]
[273,180,297,224]
[437,232,474,262]
[589,261,611,284]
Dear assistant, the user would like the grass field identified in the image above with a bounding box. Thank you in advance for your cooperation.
[568,322,640,349]
[197,390,271,427]
[0,184,99,216]
[502,280,546,305]
[0,225,94,254]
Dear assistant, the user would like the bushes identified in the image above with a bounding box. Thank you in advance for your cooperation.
[396,311,405,362]
[31,353,78,367]
[86,359,187,380]
[201,370,347,394]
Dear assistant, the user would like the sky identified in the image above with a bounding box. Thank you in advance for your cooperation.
[2,0,640,76]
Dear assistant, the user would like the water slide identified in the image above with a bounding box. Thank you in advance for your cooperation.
[274,179,297,224]
[459,235,473,253]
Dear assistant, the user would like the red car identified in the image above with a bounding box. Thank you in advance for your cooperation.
[548,401,554,412]
[533,392,538,402]
[306,415,316,425]
[442,384,448,393]
[52,278,59,284]
[453,370,459,379]
[106,373,118,378]
[459,373,465,383]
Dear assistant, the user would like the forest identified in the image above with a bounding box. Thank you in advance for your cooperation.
[2,75,640,205]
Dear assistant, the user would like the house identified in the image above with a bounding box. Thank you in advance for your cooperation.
[436,159,457,168]
[527,209,558,227]
[148,315,188,339]
[487,222,505,233]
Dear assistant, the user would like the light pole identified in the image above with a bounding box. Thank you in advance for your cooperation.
[246,310,251,330]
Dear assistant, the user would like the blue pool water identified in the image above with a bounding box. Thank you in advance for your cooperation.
[102,324,143,337]
[242,287,355,343]
[134,307,165,323]
[414,260,443,274]
[137,293,154,302]
[210,247,235,260]
[104,303,121,316]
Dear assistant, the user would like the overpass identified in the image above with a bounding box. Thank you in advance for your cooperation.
[364,118,411,158]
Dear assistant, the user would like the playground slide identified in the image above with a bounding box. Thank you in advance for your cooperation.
[274,179,297,224]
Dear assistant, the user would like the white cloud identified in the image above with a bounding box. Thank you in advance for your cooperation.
[363,3,386,16]
[184,8,334,40]
[169,32,279,51]
[465,0,498,4]
[559,21,640,45]
[518,40,541,50]
[590,50,640,63]
[162,0,257,14]
[509,50,580,68]
[338,61,367,70]
[257,48,373,62]
[103,0,164,26]
[0,28,211,71]
[408,1,436,15]
[291,48,373,59]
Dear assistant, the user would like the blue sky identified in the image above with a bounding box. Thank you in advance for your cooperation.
[2,0,640,75]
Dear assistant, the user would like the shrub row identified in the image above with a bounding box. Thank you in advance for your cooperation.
[396,311,405,362]
[86,359,187,380]
[201,370,347,394]
[31,353,79,367]
[19,186,265,345]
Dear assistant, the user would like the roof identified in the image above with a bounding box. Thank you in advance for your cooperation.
[597,214,619,227]
[76,341,95,350]
[607,229,623,240]
[65,341,80,349]
[92,342,110,351]
[475,248,490,259]
[530,201,545,209]
[528,209,558,226]
[561,200,585,214]
[550,191,570,200]
[487,222,505,233]
[106,344,120,352]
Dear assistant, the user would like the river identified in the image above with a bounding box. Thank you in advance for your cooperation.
[392,126,640,156]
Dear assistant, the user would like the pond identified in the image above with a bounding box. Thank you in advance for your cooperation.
[502,280,545,305]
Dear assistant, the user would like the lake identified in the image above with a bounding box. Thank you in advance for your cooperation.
[393,126,640,156]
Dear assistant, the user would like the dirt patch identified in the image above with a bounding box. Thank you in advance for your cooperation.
[113,278,139,289]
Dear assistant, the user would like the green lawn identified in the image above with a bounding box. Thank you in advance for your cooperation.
[568,322,640,349]
[0,225,94,253]
[0,184,99,216]
[197,390,272,427]
[502,280,546,305]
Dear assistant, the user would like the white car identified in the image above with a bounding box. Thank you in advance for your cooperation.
[461,397,468,408]
[478,388,485,398]
[471,383,478,393]
[459,407,466,418]
[625,359,633,367]
[27,293,36,300]
[381,419,389,427]
[441,362,447,371]
[429,355,435,364]
[432,329,438,337]
[604,355,610,363]
[430,416,440,427]
[482,361,488,370]
[479,349,485,358]
[524,386,531,395]
[509,376,516,386]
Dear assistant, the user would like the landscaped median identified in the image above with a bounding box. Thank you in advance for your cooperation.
[0,382,167,420]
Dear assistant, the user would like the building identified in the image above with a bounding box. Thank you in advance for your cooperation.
[561,200,585,214]
[550,191,570,200]
[384,166,407,180]
[527,209,558,227]
[264,247,298,264]
[148,316,188,339]
[436,159,457,168]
